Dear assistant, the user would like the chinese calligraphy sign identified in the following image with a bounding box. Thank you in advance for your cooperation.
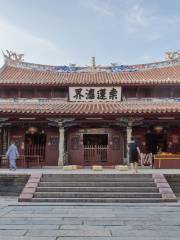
[69,87,121,102]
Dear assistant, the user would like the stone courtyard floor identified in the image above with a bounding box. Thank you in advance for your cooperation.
[0,197,179,239]
[1,167,180,174]
[0,168,180,239]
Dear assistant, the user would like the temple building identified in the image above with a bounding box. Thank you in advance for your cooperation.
[0,50,180,168]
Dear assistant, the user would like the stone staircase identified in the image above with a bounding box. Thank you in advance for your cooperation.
[165,174,180,198]
[30,174,176,203]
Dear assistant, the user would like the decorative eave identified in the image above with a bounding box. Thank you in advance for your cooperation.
[0,101,179,117]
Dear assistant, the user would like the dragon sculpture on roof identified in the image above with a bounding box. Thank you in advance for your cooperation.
[2,50,24,62]
[165,50,180,60]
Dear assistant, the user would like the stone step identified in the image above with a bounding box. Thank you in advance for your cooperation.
[165,175,180,180]
[169,184,180,187]
[170,185,180,188]
[42,174,153,178]
[169,186,180,192]
[169,181,180,195]
[0,176,29,180]
[0,177,29,181]
[34,192,161,198]
[22,173,177,203]
[36,186,159,193]
[39,181,156,187]
[0,173,30,180]
[0,186,26,192]
[0,174,29,181]
[0,182,29,186]
[166,180,180,183]
[31,197,166,203]
[41,178,154,182]
[0,192,20,196]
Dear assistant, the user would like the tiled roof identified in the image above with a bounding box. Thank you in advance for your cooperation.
[0,62,180,86]
[0,101,180,116]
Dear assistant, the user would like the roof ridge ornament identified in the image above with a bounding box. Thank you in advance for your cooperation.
[84,56,102,72]
[92,56,96,69]
[165,50,180,60]
[2,50,24,64]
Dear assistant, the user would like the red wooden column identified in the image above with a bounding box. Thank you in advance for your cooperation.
[126,125,132,165]
[58,121,65,166]
[0,126,2,156]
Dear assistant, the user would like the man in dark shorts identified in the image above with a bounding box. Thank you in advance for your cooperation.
[128,137,141,173]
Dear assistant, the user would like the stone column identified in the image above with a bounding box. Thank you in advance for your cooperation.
[126,126,132,165]
[58,123,65,166]
[0,126,2,156]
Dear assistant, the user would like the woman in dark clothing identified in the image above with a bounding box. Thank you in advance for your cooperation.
[128,137,141,173]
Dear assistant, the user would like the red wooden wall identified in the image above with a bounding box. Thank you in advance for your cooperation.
[0,86,180,99]
[0,87,67,99]
[9,126,59,166]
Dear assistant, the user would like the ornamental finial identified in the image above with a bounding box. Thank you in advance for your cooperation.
[165,50,180,60]
[2,49,24,63]
[92,56,96,69]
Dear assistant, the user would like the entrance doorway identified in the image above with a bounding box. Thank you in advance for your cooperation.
[146,132,167,154]
[68,128,123,166]
[83,134,108,164]
[24,133,46,167]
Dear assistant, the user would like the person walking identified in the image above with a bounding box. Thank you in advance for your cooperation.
[6,140,19,170]
[128,137,141,173]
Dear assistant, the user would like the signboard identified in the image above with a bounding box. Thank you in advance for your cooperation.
[69,87,121,102]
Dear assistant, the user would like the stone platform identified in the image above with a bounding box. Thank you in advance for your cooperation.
[0,168,179,203]
[0,168,179,239]
[18,173,176,203]
[0,202,180,239]
[1,167,180,175]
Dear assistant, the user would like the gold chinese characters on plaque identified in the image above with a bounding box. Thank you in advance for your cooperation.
[69,87,121,102]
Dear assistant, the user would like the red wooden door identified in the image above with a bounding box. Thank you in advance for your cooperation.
[67,131,83,165]
[108,129,124,165]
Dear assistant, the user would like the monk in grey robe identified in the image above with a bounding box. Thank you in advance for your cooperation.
[6,141,19,170]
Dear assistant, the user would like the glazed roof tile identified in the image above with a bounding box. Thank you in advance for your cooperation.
[0,59,180,86]
[0,101,180,116]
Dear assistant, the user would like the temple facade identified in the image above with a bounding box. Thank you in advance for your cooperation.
[0,50,180,168]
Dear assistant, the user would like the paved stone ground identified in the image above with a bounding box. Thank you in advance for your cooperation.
[1,167,180,174]
[0,169,180,239]
[0,199,180,239]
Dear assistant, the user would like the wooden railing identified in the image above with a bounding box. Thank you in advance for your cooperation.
[0,154,45,168]
[25,145,45,157]
[0,144,46,168]
[84,145,108,163]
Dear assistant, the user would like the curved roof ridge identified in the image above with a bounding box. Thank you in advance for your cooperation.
[5,56,180,73]
[0,62,180,86]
